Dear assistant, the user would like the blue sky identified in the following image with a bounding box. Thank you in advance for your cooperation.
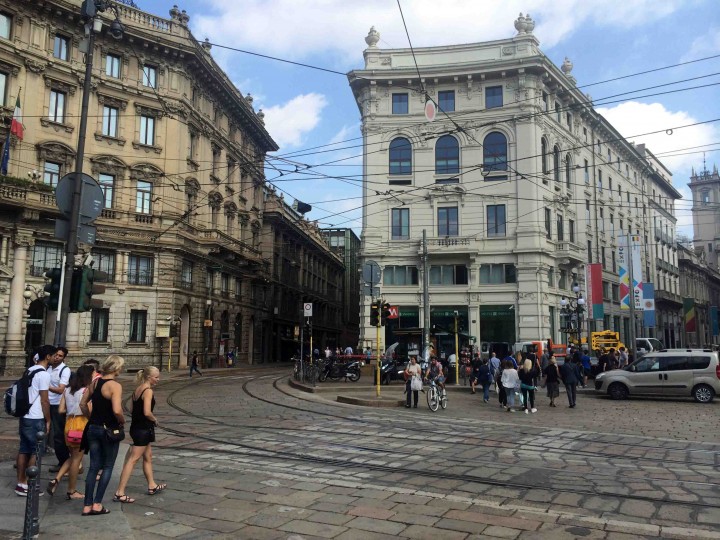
[138,0,720,238]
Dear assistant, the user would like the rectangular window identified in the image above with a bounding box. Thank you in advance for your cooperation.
[49,90,66,123]
[142,65,157,88]
[102,106,118,137]
[0,71,6,107]
[392,93,408,114]
[189,131,197,159]
[611,284,619,302]
[569,220,575,243]
[438,207,459,237]
[98,173,114,208]
[611,251,617,273]
[92,250,115,282]
[608,177,613,192]
[585,200,591,226]
[129,310,147,342]
[221,273,229,293]
[53,35,69,61]
[31,242,63,276]
[139,115,155,145]
[487,204,506,237]
[128,254,153,286]
[544,208,551,239]
[599,208,605,232]
[583,127,588,142]
[557,214,564,241]
[429,265,468,285]
[542,91,548,111]
[43,161,61,188]
[438,90,455,112]
[485,86,503,109]
[548,267,555,287]
[566,112,572,127]
[479,264,517,284]
[383,266,419,286]
[90,309,110,342]
[136,181,152,214]
[587,240,593,263]
[0,13,10,39]
[105,54,121,78]
[181,260,193,288]
[598,169,603,192]
[584,159,589,184]
[391,208,409,240]
[601,246,606,269]
[559,269,567,289]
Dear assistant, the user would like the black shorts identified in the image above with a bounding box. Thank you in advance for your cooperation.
[130,426,155,446]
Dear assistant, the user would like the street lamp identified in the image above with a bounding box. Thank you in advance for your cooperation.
[560,281,586,347]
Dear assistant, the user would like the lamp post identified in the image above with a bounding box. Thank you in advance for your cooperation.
[560,281,586,348]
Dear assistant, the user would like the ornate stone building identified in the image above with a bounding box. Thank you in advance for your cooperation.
[678,243,720,348]
[0,0,289,372]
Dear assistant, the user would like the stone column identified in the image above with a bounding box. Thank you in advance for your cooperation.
[66,313,80,351]
[6,233,33,371]
[0,234,8,264]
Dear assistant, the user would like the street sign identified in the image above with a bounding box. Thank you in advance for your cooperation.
[54,219,97,245]
[363,285,380,297]
[362,260,381,285]
[387,305,399,319]
[303,302,313,317]
[55,173,105,222]
[203,319,213,327]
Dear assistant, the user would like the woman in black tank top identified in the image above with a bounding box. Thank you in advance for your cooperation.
[114,367,166,503]
[78,355,125,516]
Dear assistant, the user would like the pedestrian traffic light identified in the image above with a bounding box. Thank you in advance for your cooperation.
[380,302,391,326]
[70,267,107,312]
[43,268,62,311]
[370,302,380,327]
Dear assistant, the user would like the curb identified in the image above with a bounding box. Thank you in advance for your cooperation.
[336,395,405,407]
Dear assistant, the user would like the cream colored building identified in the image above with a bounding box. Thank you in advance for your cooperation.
[0,0,287,373]
[348,15,681,356]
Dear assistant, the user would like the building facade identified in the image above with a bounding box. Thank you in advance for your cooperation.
[678,243,720,348]
[0,0,284,373]
[348,15,681,358]
[689,164,720,269]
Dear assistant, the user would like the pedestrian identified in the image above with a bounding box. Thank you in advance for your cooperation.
[580,349,592,387]
[84,358,101,381]
[469,354,482,395]
[503,350,518,369]
[325,346,331,359]
[79,355,126,516]
[618,346,629,368]
[607,348,618,370]
[47,364,94,500]
[478,358,492,403]
[518,359,538,414]
[404,356,422,408]
[500,359,520,412]
[559,355,582,408]
[189,351,203,377]
[365,346,372,365]
[15,344,54,497]
[48,347,71,475]
[114,367,166,503]
[344,345,353,356]
[540,347,550,372]
[489,352,500,390]
[543,357,561,407]
[496,359,507,407]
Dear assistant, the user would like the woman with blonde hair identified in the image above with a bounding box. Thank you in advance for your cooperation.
[518,358,538,413]
[79,355,125,516]
[113,366,165,503]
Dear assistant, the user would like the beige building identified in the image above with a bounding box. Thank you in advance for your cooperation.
[0,0,346,373]
[348,15,681,356]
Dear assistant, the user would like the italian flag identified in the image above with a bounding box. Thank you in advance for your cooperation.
[10,96,23,140]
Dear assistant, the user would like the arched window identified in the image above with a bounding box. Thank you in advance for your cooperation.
[435,135,459,175]
[553,145,561,182]
[565,154,572,189]
[541,137,548,174]
[389,137,412,175]
[483,132,507,174]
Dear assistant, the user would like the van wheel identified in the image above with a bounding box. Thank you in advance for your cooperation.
[692,384,715,403]
[608,383,628,400]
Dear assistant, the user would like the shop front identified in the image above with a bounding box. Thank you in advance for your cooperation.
[479,305,516,352]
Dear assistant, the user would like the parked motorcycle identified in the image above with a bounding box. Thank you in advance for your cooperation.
[319,358,361,382]
[380,358,405,385]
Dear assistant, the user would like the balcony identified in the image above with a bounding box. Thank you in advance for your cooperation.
[0,177,61,216]
[424,236,477,255]
[555,240,584,265]
[134,213,154,225]
[655,289,682,307]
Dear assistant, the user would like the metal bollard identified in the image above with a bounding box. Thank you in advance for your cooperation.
[22,431,45,540]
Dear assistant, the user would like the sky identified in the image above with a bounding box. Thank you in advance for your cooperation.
[137,0,720,239]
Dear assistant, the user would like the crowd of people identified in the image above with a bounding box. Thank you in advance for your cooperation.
[14,346,166,517]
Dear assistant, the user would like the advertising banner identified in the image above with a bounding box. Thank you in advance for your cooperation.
[619,235,643,310]
[585,263,604,320]
[684,297,696,333]
[643,282,655,328]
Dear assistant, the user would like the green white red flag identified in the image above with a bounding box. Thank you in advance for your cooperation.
[10,96,23,140]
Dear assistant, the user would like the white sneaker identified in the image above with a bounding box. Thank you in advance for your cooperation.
[524,409,529,414]
[531,408,537,413]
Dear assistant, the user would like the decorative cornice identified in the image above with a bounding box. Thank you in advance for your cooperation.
[43,74,77,95]
[25,58,46,74]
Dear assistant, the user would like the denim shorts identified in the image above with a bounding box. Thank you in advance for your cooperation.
[19,418,45,455]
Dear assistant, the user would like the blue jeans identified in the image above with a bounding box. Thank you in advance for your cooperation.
[84,424,120,506]
[481,383,490,401]
[505,388,516,408]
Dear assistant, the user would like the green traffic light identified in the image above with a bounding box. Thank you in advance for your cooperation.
[43,268,62,311]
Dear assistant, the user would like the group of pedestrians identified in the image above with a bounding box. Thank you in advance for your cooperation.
[14,346,166,517]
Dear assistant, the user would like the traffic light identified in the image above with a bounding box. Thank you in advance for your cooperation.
[43,268,62,311]
[369,302,379,327]
[70,267,107,312]
[380,302,391,326]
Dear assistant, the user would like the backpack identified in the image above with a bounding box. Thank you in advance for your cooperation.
[4,368,41,417]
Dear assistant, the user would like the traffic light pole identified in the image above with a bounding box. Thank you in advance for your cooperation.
[52,256,67,345]
[375,319,380,398]
[454,313,459,386]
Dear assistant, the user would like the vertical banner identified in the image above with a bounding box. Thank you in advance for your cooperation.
[619,236,643,310]
[683,297,696,333]
[631,235,643,310]
[585,263,604,320]
[711,306,719,337]
[618,237,630,310]
[643,282,656,328]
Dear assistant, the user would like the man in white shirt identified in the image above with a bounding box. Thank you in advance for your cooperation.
[344,345,353,356]
[16,344,53,496]
[47,347,71,472]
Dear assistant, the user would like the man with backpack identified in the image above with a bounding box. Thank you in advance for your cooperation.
[48,347,71,473]
[14,344,54,496]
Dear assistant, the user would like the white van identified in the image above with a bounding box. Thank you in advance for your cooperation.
[636,338,664,356]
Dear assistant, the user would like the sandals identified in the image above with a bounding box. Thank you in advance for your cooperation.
[66,491,84,500]
[47,479,58,496]
[147,483,167,495]
[82,506,110,516]
[113,493,135,503]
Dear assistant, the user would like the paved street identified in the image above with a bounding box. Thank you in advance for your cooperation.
[1,365,719,539]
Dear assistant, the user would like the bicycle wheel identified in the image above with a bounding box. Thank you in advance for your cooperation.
[427,386,439,412]
[440,389,448,409]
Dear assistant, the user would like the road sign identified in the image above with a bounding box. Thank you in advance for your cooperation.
[424,99,437,122]
[303,302,313,317]
[54,219,97,245]
[362,260,381,285]
[55,173,105,222]
[387,305,399,319]
[363,285,379,297]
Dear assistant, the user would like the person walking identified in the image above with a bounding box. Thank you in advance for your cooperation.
[580,349,592,388]
[618,346,629,368]
[404,357,422,408]
[15,345,53,496]
[79,355,126,516]
[47,347,71,474]
[189,351,203,378]
[47,364,94,500]
[543,357,561,407]
[469,354,482,395]
[477,359,492,403]
[518,359,538,414]
[500,360,520,412]
[114,367,166,503]
[496,359,507,408]
[559,356,582,408]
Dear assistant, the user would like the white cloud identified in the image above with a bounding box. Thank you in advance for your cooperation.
[682,27,720,61]
[262,93,328,149]
[193,0,686,65]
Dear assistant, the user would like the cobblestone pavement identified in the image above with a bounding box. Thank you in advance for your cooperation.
[1,366,719,539]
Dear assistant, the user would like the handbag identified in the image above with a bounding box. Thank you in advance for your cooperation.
[67,429,84,445]
[410,376,423,392]
[104,424,125,442]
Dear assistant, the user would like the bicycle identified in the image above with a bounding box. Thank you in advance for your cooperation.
[425,378,448,412]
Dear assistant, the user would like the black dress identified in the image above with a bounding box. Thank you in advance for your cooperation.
[129,388,156,446]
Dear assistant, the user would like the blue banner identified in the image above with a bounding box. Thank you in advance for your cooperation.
[643,282,655,328]
[0,132,9,176]
[711,306,719,337]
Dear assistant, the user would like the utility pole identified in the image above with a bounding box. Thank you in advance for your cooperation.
[628,235,637,358]
[422,230,430,363]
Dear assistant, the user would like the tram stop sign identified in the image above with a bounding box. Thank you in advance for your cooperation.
[55,172,104,222]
